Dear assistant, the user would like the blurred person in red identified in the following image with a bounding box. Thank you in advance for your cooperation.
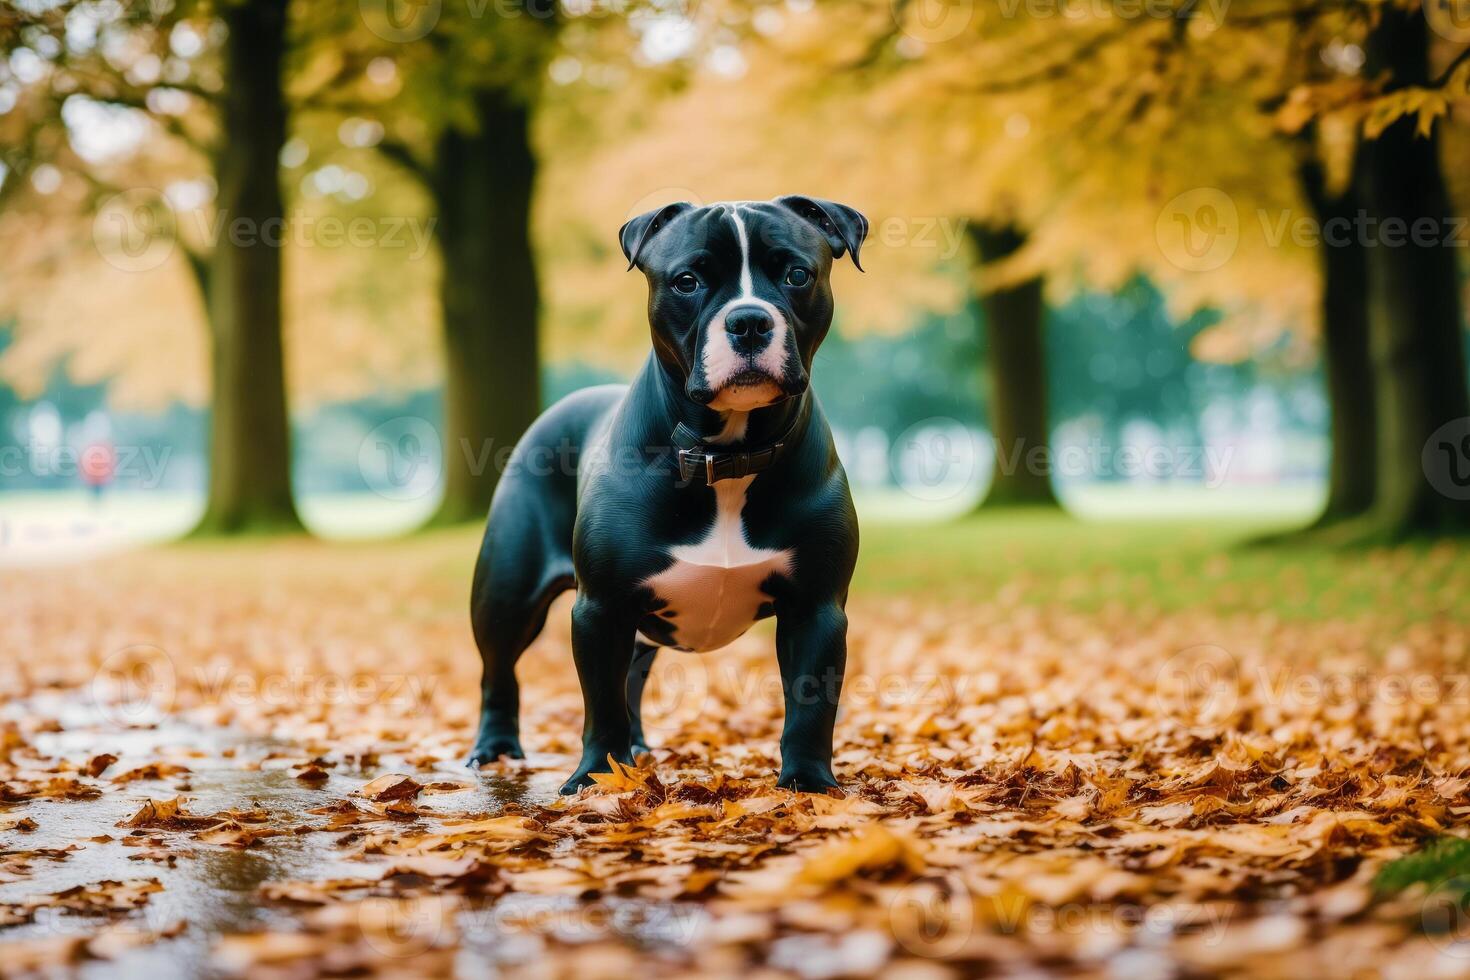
[80,439,116,505]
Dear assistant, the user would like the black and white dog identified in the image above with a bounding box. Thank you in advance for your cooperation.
[466,196,866,794]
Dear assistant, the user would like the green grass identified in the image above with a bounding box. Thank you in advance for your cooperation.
[1375,837,1470,940]
[1376,837,1470,898]
[8,487,1470,625]
[853,508,1470,623]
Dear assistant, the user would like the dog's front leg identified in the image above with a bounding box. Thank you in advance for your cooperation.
[775,601,847,793]
[561,592,636,794]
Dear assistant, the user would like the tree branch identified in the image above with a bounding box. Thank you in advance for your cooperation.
[374,137,431,187]
[1431,46,1470,90]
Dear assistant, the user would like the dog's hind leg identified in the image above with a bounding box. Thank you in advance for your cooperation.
[466,486,574,767]
[625,640,658,757]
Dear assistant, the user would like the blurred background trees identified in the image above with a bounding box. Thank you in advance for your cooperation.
[1,0,305,533]
[300,0,561,525]
[831,0,1470,538]
[0,0,1467,544]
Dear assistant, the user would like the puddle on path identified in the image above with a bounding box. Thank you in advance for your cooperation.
[0,695,669,977]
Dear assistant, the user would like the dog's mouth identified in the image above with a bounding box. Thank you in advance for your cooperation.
[707,369,786,411]
[728,368,779,389]
[688,366,809,411]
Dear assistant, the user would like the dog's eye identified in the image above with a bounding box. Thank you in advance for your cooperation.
[784,267,812,287]
[671,273,700,294]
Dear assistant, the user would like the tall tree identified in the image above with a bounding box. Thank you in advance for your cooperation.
[425,87,543,526]
[313,4,559,526]
[969,224,1060,509]
[1355,4,1470,539]
[195,0,301,534]
[1298,146,1377,528]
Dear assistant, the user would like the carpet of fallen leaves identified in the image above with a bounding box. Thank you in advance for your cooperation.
[3,535,1470,978]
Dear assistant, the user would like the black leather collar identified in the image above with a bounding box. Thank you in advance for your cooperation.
[671,397,810,485]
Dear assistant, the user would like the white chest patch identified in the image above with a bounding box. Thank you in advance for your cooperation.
[641,475,793,652]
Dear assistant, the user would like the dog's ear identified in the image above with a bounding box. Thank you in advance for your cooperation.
[774,196,869,271]
[620,202,693,270]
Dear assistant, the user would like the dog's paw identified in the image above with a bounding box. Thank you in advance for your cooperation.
[777,764,843,796]
[558,771,595,795]
[559,747,634,794]
[465,735,525,768]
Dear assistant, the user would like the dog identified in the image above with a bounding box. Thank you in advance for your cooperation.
[466,196,866,794]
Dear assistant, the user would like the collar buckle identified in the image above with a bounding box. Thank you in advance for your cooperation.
[671,399,808,486]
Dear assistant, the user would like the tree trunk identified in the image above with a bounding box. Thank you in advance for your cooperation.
[427,89,542,526]
[969,224,1059,509]
[1299,152,1376,527]
[192,0,302,535]
[1355,6,1470,539]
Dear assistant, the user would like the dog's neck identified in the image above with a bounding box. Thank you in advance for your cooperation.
[650,355,807,450]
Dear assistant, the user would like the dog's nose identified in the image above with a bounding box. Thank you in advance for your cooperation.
[725,306,774,339]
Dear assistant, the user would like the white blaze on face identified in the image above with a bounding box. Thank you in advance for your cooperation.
[700,205,791,408]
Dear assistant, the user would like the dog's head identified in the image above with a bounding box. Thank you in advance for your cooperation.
[621,197,867,412]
